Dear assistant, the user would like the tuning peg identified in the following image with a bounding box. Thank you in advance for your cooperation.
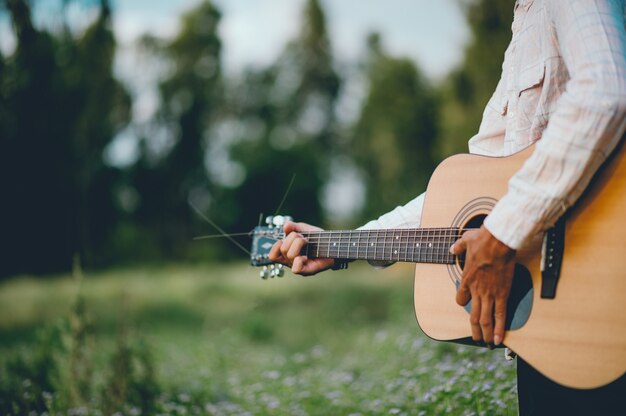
[265,216,274,227]
[260,266,269,280]
[275,264,284,277]
[271,215,293,228]
[259,264,285,279]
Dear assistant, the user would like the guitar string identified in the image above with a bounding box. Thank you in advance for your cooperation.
[274,232,471,239]
[297,228,473,234]
[189,201,251,256]
[194,232,253,240]
[258,235,458,260]
[259,235,461,244]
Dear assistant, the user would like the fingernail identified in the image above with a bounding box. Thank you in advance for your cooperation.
[449,244,455,254]
[494,335,502,346]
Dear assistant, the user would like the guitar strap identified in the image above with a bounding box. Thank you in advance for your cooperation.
[540,215,566,299]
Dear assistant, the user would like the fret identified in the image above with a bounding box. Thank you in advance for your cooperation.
[411,229,417,261]
[437,229,442,264]
[414,233,422,261]
[327,231,331,258]
[389,230,393,261]
[373,231,378,260]
[316,232,320,258]
[388,229,392,261]
[445,230,449,263]
[384,229,389,261]
[306,236,310,258]
[374,230,378,259]
[446,228,450,263]
[427,228,433,263]
[357,230,362,260]
[402,229,408,262]
[347,231,352,259]
[413,232,422,261]
[422,229,426,263]
[338,230,343,259]
[397,230,402,262]
[398,230,402,261]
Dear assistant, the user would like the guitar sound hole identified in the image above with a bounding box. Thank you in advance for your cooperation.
[457,214,487,270]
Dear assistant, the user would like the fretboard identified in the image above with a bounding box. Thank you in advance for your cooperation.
[300,228,459,265]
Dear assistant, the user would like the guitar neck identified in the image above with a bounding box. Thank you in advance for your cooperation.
[300,228,458,264]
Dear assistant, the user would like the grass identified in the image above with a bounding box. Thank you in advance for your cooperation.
[0,262,518,415]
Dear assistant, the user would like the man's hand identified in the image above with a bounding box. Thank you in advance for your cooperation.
[450,225,516,346]
[268,221,335,276]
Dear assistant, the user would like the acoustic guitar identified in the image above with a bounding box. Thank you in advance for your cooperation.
[249,139,626,389]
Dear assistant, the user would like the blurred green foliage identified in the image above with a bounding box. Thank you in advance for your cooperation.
[0,0,513,277]
[222,0,340,232]
[0,263,518,414]
[129,2,223,260]
[353,33,438,220]
[439,0,515,156]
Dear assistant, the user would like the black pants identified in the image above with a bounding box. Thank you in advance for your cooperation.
[517,358,626,415]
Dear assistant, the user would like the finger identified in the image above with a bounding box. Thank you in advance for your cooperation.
[269,241,284,263]
[283,221,298,234]
[280,232,300,258]
[480,296,494,345]
[299,258,334,276]
[291,256,306,274]
[456,276,471,306]
[494,298,507,346]
[470,295,482,342]
[450,237,468,255]
[287,237,308,261]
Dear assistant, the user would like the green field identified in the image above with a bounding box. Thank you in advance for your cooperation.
[0,263,517,415]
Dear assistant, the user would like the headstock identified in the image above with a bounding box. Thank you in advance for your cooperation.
[250,215,292,279]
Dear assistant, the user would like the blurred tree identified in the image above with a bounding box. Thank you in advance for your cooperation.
[221,0,341,232]
[438,0,514,156]
[352,33,438,222]
[69,0,131,266]
[128,1,222,259]
[0,0,130,276]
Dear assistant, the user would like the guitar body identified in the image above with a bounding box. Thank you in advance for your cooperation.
[414,142,626,389]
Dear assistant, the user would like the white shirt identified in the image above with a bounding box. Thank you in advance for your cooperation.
[362,0,626,251]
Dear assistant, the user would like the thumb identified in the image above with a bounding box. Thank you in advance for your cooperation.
[450,238,467,255]
[284,221,321,234]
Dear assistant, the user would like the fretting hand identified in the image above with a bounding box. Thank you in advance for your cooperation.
[268,221,335,276]
[450,225,516,346]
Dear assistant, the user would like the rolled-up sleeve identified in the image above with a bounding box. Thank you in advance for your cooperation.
[359,193,425,230]
[484,0,626,249]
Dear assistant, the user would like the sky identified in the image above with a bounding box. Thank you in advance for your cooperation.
[1,0,470,79]
[116,0,470,79]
